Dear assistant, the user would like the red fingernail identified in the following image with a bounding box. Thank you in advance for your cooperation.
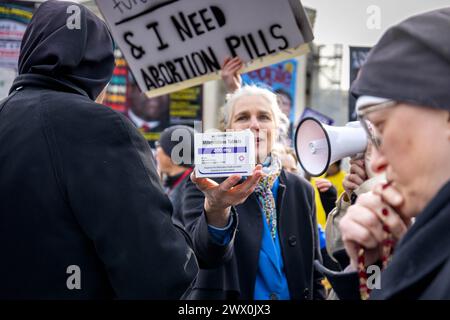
[382,182,392,190]
[382,208,389,216]
[383,224,390,233]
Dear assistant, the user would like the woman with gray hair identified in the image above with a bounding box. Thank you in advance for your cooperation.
[182,83,325,300]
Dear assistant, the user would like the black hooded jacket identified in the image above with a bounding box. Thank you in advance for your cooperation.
[0,1,197,299]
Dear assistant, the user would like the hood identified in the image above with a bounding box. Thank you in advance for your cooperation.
[17,0,114,100]
[350,8,450,112]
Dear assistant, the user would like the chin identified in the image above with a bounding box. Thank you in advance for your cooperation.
[398,187,424,220]
[401,202,420,220]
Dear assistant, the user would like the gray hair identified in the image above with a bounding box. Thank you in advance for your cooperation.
[220,85,289,141]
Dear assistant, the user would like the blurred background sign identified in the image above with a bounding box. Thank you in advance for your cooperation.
[348,46,371,121]
[0,1,33,96]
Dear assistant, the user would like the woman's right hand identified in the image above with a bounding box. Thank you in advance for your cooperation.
[191,165,263,228]
[343,159,368,199]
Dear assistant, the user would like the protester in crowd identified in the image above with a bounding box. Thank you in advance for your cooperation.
[274,88,294,144]
[156,125,195,226]
[274,88,293,120]
[324,160,346,198]
[325,144,386,269]
[0,1,197,299]
[317,8,450,299]
[271,144,297,173]
[183,84,324,300]
[224,57,334,225]
[310,160,345,229]
[312,161,345,218]
[311,177,338,227]
[126,76,170,146]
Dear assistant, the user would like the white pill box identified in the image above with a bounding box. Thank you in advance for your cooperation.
[194,130,256,178]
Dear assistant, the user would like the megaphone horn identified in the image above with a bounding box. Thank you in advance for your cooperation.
[294,117,368,177]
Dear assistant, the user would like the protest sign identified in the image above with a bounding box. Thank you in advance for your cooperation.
[300,107,334,125]
[348,46,371,121]
[0,3,33,71]
[242,59,298,142]
[169,85,203,126]
[96,0,313,97]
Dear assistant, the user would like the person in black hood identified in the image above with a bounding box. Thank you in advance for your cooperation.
[155,125,195,227]
[316,8,450,300]
[0,0,197,299]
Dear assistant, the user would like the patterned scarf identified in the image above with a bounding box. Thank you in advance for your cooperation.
[254,155,282,239]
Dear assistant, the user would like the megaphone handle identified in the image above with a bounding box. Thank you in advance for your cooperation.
[350,193,358,205]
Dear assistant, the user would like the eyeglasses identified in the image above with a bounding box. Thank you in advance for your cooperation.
[357,101,397,150]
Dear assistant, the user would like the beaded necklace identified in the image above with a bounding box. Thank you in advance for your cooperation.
[357,223,395,300]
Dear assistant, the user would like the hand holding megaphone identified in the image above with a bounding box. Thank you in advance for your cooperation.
[294,118,368,177]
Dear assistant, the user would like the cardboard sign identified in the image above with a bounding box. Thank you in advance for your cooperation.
[96,0,313,97]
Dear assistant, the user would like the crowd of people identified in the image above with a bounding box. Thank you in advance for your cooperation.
[0,1,449,300]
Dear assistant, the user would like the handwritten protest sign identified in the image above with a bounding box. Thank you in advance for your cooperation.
[96,0,313,97]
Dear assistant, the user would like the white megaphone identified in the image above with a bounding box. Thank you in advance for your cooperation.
[294,117,368,177]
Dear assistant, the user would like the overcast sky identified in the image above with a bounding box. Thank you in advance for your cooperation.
[301,0,450,46]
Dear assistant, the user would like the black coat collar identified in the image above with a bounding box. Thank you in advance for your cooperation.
[10,74,90,98]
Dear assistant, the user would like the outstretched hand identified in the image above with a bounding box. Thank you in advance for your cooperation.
[191,164,263,227]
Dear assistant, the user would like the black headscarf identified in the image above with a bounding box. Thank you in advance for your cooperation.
[17,0,115,100]
[351,8,450,112]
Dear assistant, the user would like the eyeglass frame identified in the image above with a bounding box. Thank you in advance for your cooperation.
[356,100,397,150]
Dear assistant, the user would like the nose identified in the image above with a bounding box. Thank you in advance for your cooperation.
[249,116,260,131]
[370,146,388,174]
